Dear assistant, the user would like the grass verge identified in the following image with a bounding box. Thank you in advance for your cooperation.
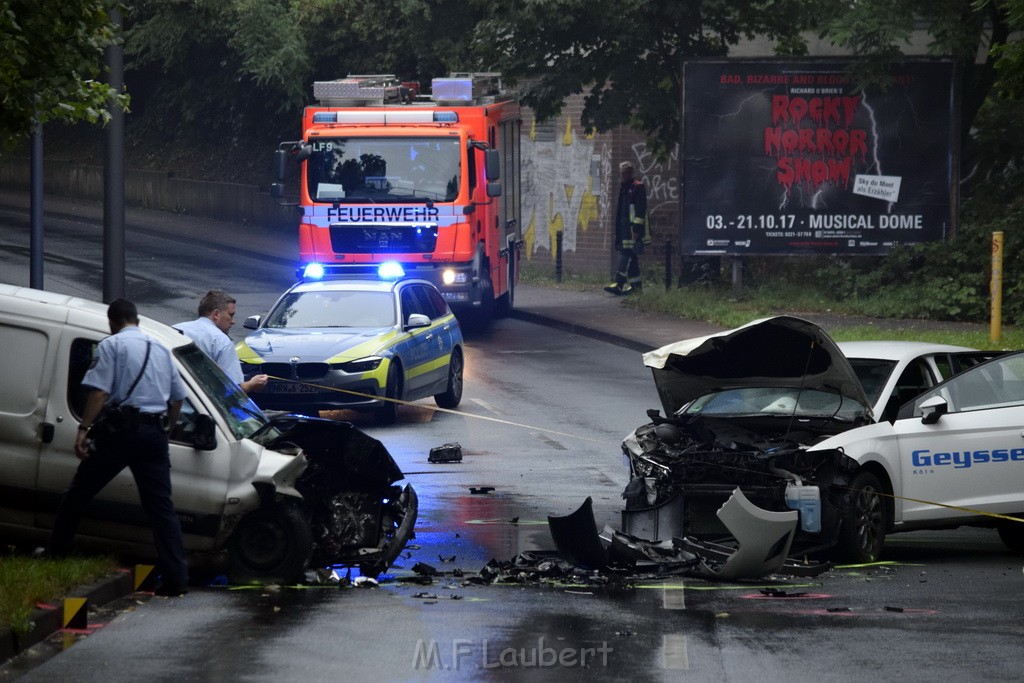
[520,264,1024,350]
[0,554,118,636]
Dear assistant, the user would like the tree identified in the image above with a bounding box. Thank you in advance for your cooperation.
[0,0,126,144]
[473,0,824,158]
[125,0,309,139]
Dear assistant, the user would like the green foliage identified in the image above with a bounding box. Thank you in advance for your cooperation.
[0,0,127,145]
[0,554,117,636]
[125,0,309,139]
[474,0,824,159]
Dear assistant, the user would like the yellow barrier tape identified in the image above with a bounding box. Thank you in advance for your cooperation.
[264,375,603,443]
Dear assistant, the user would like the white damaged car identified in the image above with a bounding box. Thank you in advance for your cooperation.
[0,284,417,583]
[620,316,1024,563]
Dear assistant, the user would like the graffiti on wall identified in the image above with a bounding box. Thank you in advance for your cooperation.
[520,117,680,260]
[521,118,601,259]
[630,142,679,219]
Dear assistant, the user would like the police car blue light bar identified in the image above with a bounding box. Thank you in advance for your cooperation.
[302,263,326,280]
[377,262,405,279]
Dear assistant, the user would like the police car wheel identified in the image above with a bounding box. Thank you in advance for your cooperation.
[997,519,1024,553]
[835,471,887,564]
[228,503,313,585]
[434,349,463,409]
[375,362,401,425]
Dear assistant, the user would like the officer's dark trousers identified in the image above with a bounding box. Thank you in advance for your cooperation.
[48,424,189,586]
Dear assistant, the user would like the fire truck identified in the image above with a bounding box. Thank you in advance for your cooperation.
[271,73,522,319]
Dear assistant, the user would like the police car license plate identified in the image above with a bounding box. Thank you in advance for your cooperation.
[270,382,319,394]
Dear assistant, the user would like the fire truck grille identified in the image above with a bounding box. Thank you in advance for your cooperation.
[329,224,438,254]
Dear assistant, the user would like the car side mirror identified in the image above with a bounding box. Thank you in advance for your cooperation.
[243,315,261,330]
[406,313,431,329]
[193,413,218,451]
[920,395,948,424]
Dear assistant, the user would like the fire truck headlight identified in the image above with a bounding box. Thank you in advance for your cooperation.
[303,263,325,280]
[442,269,457,285]
[378,261,405,279]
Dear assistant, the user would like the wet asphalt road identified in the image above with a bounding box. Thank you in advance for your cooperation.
[1,203,1024,680]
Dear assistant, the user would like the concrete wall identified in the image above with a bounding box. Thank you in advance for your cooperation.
[0,156,296,232]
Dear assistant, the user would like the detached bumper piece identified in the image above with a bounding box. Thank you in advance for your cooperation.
[547,489,829,581]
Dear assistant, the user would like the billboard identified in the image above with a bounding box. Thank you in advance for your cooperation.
[680,59,958,256]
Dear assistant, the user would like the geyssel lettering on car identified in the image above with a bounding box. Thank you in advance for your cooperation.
[911,448,1024,469]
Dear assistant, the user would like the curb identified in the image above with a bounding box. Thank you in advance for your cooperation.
[0,569,134,664]
[510,309,656,354]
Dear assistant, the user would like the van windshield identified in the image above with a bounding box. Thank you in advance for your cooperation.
[175,344,272,440]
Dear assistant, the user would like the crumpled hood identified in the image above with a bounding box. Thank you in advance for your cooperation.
[242,327,390,362]
[643,316,870,416]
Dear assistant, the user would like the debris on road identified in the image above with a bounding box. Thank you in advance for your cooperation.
[428,443,463,463]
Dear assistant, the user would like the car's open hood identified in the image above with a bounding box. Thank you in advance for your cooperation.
[642,316,871,416]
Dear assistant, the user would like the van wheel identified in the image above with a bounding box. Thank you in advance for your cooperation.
[228,503,313,585]
[375,362,401,425]
[997,519,1024,553]
[434,348,463,409]
[834,471,887,564]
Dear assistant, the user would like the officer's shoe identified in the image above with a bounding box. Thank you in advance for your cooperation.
[603,283,623,295]
[620,284,633,296]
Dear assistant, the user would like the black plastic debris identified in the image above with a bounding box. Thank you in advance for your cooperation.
[438,554,456,563]
[470,486,495,494]
[429,443,463,463]
[885,606,904,613]
[547,497,608,570]
[412,562,439,576]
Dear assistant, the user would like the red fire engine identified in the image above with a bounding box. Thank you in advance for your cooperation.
[272,73,522,319]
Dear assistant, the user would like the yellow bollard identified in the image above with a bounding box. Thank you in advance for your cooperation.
[991,231,1003,343]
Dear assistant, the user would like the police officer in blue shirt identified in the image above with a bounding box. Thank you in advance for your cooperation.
[174,289,268,393]
[47,299,190,597]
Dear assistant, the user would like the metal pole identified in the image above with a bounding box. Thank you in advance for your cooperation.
[555,230,563,283]
[731,256,743,294]
[29,118,43,289]
[664,238,672,291]
[103,7,125,302]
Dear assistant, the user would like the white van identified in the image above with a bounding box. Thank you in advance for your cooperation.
[0,284,417,583]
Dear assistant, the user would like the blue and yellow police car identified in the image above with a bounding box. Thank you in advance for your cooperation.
[237,266,464,424]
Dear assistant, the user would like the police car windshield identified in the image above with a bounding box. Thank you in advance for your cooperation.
[175,344,271,440]
[307,137,460,203]
[265,290,396,329]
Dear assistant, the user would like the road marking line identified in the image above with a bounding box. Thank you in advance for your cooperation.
[663,585,686,610]
[662,634,689,670]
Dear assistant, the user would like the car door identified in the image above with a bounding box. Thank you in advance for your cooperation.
[417,284,455,392]
[893,353,1024,523]
[0,315,60,528]
[398,283,440,397]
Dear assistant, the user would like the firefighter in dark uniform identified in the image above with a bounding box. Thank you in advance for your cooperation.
[47,299,190,596]
[604,161,650,295]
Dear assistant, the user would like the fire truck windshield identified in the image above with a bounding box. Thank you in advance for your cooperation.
[307,137,460,204]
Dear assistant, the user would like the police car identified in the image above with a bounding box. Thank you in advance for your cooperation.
[237,267,464,424]
[620,317,1024,564]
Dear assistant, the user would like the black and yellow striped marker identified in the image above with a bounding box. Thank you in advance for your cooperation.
[134,564,157,591]
[63,597,88,629]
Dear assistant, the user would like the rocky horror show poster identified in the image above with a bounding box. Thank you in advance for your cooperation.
[681,59,957,256]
